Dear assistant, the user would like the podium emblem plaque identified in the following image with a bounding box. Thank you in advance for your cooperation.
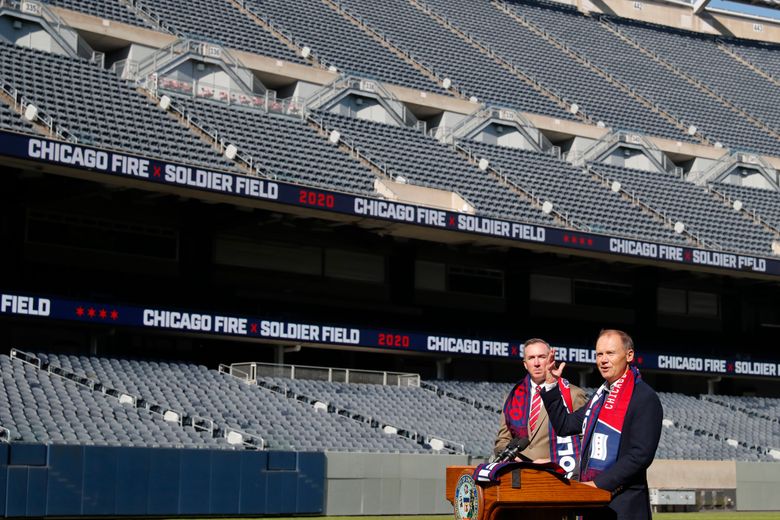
[454,474,479,520]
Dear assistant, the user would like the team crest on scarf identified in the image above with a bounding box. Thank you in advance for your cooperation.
[580,365,640,482]
[503,375,582,478]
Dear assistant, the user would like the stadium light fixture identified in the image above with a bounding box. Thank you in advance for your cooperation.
[687,125,697,136]
[570,104,579,115]
[429,438,445,451]
[383,425,398,435]
[542,200,553,214]
[442,78,452,89]
[714,142,723,148]
[674,221,685,234]
[478,158,489,171]
[611,180,621,193]
[328,65,338,73]
[328,130,341,144]
[301,46,311,59]
[158,95,172,110]
[733,200,743,212]
[596,121,606,128]
[395,175,407,184]
[23,104,38,122]
[469,96,478,103]
[224,144,238,160]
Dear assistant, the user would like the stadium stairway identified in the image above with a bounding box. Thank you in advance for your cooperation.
[490,0,699,143]
[460,139,691,244]
[500,0,780,155]
[599,18,780,147]
[0,41,241,171]
[718,41,780,90]
[405,0,591,125]
[709,183,780,233]
[240,0,449,94]
[416,0,694,143]
[589,163,780,256]
[328,0,577,118]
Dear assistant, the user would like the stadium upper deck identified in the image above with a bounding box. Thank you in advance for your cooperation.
[0,0,779,264]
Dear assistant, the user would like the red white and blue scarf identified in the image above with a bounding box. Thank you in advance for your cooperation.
[503,375,582,478]
[579,365,640,482]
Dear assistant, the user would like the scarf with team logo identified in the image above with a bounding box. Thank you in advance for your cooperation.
[503,375,582,477]
[579,365,639,483]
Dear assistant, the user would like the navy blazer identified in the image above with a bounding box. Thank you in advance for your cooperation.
[542,379,663,520]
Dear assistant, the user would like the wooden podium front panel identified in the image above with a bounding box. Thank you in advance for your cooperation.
[446,466,611,520]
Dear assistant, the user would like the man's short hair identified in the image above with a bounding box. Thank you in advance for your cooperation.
[598,329,634,352]
[523,338,550,358]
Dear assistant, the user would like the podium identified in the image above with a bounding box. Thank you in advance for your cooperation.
[446,465,611,520]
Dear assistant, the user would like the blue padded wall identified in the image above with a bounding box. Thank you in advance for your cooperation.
[2,444,325,517]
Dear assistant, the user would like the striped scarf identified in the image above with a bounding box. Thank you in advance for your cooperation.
[504,375,582,478]
[579,365,640,482]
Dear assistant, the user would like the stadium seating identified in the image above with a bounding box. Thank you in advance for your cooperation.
[727,40,780,82]
[429,380,777,461]
[0,101,34,134]
[612,21,780,136]
[170,96,377,194]
[0,41,239,171]
[0,354,228,448]
[3,352,779,462]
[242,0,442,93]
[46,0,154,28]
[34,353,427,453]
[463,139,688,242]
[502,0,780,155]
[315,111,558,224]
[711,182,780,231]
[589,163,779,256]
[420,0,690,142]
[330,0,575,118]
[659,392,776,461]
[122,0,305,63]
[260,376,499,456]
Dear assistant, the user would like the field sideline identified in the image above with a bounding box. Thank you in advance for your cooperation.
[170,514,778,520]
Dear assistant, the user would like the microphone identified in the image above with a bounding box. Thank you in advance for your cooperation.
[494,436,531,462]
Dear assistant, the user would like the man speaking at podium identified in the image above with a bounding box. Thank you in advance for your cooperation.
[494,338,587,474]
[542,330,663,519]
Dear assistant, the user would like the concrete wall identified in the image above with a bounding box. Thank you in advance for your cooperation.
[736,462,780,511]
[0,18,67,55]
[325,452,468,515]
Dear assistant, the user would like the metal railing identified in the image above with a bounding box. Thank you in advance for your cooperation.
[126,0,184,36]
[588,165,723,250]
[437,106,557,154]
[223,361,421,386]
[327,0,467,97]
[708,184,780,237]
[691,151,780,190]
[571,131,683,177]
[455,141,590,231]
[0,0,104,65]
[305,75,421,128]
[140,78,276,178]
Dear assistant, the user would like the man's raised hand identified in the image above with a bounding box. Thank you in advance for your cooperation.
[546,348,565,383]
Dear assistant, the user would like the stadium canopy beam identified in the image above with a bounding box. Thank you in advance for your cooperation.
[693,0,712,14]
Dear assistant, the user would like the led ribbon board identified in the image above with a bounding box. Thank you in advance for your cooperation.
[0,131,777,277]
[1,291,779,379]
